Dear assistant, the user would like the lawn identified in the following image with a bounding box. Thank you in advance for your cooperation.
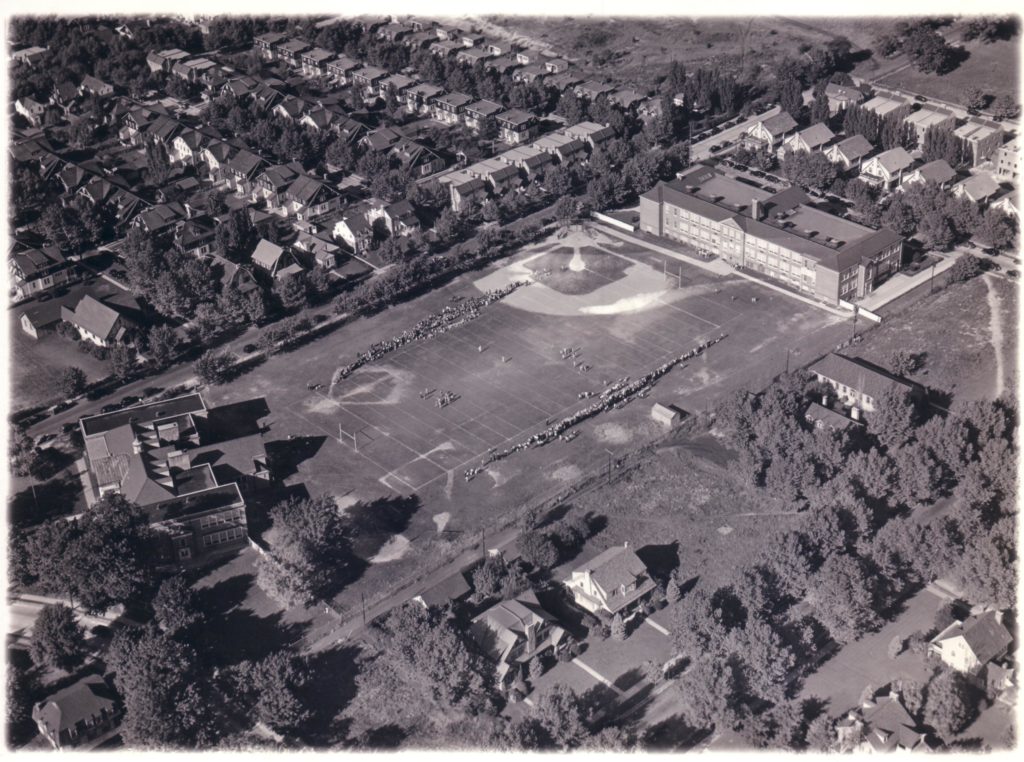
[853,274,1017,404]
[874,36,1020,105]
[201,225,849,619]
[9,318,112,410]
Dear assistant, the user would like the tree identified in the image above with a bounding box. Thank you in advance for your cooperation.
[925,669,979,741]
[534,684,590,749]
[109,343,135,382]
[529,655,545,683]
[962,86,989,111]
[233,652,311,734]
[990,94,1020,120]
[780,150,839,191]
[904,27,956,74]
[256,495,351,606]
[888,349,921,377]
[921,125,964,165]
[152,576,203,636]
[145,140,172,185]
[947,253,983,283]
[811,553,880,643]
[57,366,87,398]
[193,350,236,386]
[146,325,180,369]
[880,195,917,236]
[805,712,836,751]
[518,529,559,570]
[917,208,956,251]
[887,634,904,659]
[611,612,627,641]
[973,207,1017,251]
[665,574,682,603]
[434,207,463,245]
[30,604,86,670]
[274,272,309,311]
[471,555,530,602]
[778,78,804,120]
[10,424,41,478]
[108,627,217,747]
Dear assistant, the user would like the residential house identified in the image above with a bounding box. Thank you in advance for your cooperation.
[495,109,538,145]
[824,134,875,172]
[470,590,567,688]
[254,32,288,59]
[300,108,337,132]
[77,393,270,564]
[824,82,864,114]
[251,239,293,277]
[146,48,189,74]
[562,121,616,149]
[273,96,306,121]
[294,230,342,269]
[498,145,554,177]
[467,158,523,194]
[367,199,422,237]
[33,674,121,750]
[859,147,914,189]
[252,162,304,206]
[61,293,137,346]
[432,92,474,125]
[378,22,413,42]
[403,29,438,51]
[15,96,47,127]
[563,542,657,619]
[486,40,517,56]
[952,172,1001,204]
[412,570,471,610]
[379,73,415,99]
[742,111,798,151]
[545,58,570,74]
[300,47,336,77]
[20,298,66,339]
[222,150,266,195]
[899,159,956,190]
[609,89,645,111]
[903,105,957,145]
[389,138,447,177]
[804,401,862,432]
[808,353,921,416]
[79,75,114,99]
[862,93,910,119]
[463,99,504,133]
[133,203,187,236]
[954,119,1004,167]
[326,55,361,84]
[50,81,81,115]
[513,63,549,83]
[575,81,615,101]
[780,123,835,156]
[994,138,1022,182]
[930,610,1013,675]
[9,247,75,300]
[443,170,488,212]
[434,24,462,41]
[430,39,463,58]
[405,83,445,115]
[461,33,485,48]
[352,65,388,94]
[534,132,588,165]
[174,217,218,258]
[332,208,374,254]
[334,115,368,145]
[836,686,930,753]
[456,47,495,67]
[361,126,403,154]
[548,72,584,94]
[991,190,1019,219]
[171,129,207,165]
[10,45,48,66]
[486,55,522,76]
[277,38,311,67]
[639,166,904,305]
[279,175,342,221]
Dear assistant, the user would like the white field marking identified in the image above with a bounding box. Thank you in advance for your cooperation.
[646,618,671,637]
[487,467,507,489]
[369,534,411,564]
[335,494,361,514]
[579,290,672,315]
[984,274,1006,399]
[568,249,586,272]
[595,422,632,445]
[572,658,623,695]
[550,464,582,482]
[522,697,535,707]
[433,512,451,533]
[718,526,734,535]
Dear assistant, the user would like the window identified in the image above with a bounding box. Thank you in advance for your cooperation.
[178,547,191,560]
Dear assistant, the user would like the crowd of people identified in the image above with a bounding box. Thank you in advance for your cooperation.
[332,281,529,386]
[463,334,728,481]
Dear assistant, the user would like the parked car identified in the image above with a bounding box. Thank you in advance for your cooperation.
[100,404,119,414]
[914,94,927,102]
[710,144,723,153]
[121,395,141,407]
[967,107,980,116]
[35,433,57,449]
[721,139,732,147]
[1007,270,1019,279]
[61,422,78,434]
[751,170,766,178]
[52,400,75,414]
[763,185,778,193]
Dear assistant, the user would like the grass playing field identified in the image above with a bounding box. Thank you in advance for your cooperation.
[203,226,852,612]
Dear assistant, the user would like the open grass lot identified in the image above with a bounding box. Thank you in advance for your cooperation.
[203,227,849,615]
[875,36,1020,105]
[856,274,1017,404]
[477,16,828,84]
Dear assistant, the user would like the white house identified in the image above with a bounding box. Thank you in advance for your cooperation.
[563,542,657,619]
[930,610,1013,675]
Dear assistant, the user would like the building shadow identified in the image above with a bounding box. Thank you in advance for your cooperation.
[636,541,681,584]
[264,436,327,480]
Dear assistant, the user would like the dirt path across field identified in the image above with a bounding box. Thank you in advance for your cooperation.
[984,273,1007,399]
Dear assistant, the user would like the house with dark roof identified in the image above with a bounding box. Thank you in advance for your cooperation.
[352,65,388,94]
[279,175,342,221]
[563,542,657,618]
[412,570,472,610]
[808,353,922,415]
[824,134,875,172]
[332,207,375,254]
[33,674,121,750]
[326,55,361,84]
[442,170,489,212]
[953,172,1001,204]
[496,109,538,145]
[9,246,75,300]
[300,47,336,77]
[250,239,293,276]
[575,81,615,101]
[254,32,287,59]
[432,91,474,125]
[954,119,1004,167]
[859,146,914,189]
[824,82,864,114]
[562,120,616,148]
[405,83,445,115]
[77,393,270,564]
[464,99,503,133]
[222,150,266,194]
[781,123,836,156]
[639,166,904,304]
[61,293,137,346]
[367,199,421,237]
[742,111,798,150]
[804,401,863,432]
[470,590,567,687]
[533,132,588,164]
[378,73,415,99]
[836,685,930,753]
[930,610,1013,675]
[498,145,554,177]
[609,88,644,111]
[389,138,447,177]
[900,158,957,190]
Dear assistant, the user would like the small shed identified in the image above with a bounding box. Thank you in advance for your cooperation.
[412,570,472,609]
[651,402,681,426]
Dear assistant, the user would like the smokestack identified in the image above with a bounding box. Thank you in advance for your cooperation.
[751,198,763,220]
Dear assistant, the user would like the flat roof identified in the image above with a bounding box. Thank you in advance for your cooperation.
[81,393,207,437]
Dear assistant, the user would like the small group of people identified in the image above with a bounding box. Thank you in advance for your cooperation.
[436,390,458,408]
[333,280,530,383]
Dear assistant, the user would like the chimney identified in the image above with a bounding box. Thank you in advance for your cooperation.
[166,450,192,471]
[751,198,763,220]
[526,622,538,653]
[850,406,861,421]
[822,393,829,406]
[132,437,144,455]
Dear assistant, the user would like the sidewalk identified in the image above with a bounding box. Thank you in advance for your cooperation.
[857,252,958,312]
[597,224,850,318]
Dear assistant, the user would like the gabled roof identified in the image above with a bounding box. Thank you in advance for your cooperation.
[32,674,119,735]
[832,134,873,161]
[435,91,474,110]
[933,611,1013,668]
[496,108,535,127]
[761,111,798,136]
[12,247,67,277]
[955,172,1000,201]
[224,149,264,178]
[285,175,336,206]
[794,122,835,149]
[808,353,916,401]
[251,239,286,269]
[824,82,864,104]
[912,159,956,185]
[415,571,471,608]
[871,147,914,174]
[465,99,503,118]
[62,294,128,342]
[572,544,652,597]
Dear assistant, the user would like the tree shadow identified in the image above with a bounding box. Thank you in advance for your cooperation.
[344,494,421,561]
[201,606,310,667]
[939,46,970,75]
[197,573,256,617]
[357,724,406,749]
[298,644,362,746]
[637,541,681,583]
[613,666,643,693]
[32,447,77,480]
[8,475,81,529]
[642,714,711,751]
[264,436,328,480]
